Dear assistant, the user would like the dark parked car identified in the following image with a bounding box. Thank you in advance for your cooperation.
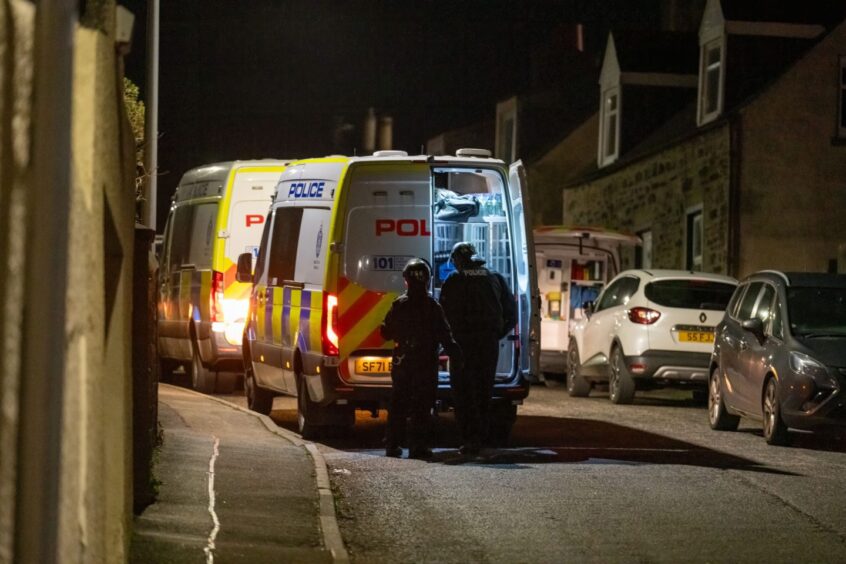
[709,271,846,445]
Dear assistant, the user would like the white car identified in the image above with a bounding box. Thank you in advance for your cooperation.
[567,269,737,404]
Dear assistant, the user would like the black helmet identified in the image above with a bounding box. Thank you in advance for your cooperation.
[450,241,482,270]
[402,258,431,288]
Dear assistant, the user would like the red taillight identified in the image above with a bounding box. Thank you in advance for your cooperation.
[322,293,339,356]
[211,270,224,322]
[628,307,661,325]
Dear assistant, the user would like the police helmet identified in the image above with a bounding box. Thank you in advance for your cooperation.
[450,241,482,270]
[402,258,431,288]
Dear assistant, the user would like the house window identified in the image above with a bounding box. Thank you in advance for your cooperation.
[686,208,703,271]
[699,39,724,124]
[636,229,652,269]
[839,56,846,138]
[599,87,620,166]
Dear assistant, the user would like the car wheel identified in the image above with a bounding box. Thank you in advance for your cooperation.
[708,367,739,431]
[566,339,591,398]
[190,346,217,394]
[763,377,790,446]
[609,346,635,405]
[244,360,273,415]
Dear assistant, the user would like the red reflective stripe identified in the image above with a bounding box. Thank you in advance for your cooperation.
[359,324,386,349]
[338,290,383,333]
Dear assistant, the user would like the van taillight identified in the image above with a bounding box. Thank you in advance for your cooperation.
[628,307,661,325]
[322,293,339,356]
[211,270,224,322]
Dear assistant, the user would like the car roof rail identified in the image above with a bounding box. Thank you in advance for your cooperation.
[757,270,790,284]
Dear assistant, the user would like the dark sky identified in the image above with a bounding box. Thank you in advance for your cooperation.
[122,1,663,229]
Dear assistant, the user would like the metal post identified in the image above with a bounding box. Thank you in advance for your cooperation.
[144,0,159,230]
[15,1,76,562]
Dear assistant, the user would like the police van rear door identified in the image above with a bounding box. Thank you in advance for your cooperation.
[509,160,540,382]
[341,162,432,383]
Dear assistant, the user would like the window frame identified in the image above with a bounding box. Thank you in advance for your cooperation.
[598,86,621,167]
[685,205,704,271]
[698,37,725,125]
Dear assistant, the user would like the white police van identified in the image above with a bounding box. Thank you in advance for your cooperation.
[237,150,539,440]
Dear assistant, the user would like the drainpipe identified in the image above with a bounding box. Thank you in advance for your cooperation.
[15,1,76,563]
[143,0,159,230]
[728,115,742,278]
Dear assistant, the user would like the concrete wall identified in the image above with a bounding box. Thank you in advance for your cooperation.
[0,2,135,561]
[737,20,846,275]
[562,124,731,274]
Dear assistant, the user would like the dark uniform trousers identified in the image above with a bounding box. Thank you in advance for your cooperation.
[386,356,438,451]
[450,331,499,447]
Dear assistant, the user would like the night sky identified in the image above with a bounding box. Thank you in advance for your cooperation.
[122,1,662,229]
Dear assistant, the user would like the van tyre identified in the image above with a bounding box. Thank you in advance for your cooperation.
[708,367,740,431]
[763,378,790,446]
[245,362,273,415]
[566,339,590,397]
[296,376,322,440]
[609,346,635,405]
[190,346,217,394]
[159,358,178,384]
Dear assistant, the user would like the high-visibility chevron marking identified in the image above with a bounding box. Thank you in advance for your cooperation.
[340,293,395,359]
[338,290,383,333]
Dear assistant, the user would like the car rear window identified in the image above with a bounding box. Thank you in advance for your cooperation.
[645,279,736,310]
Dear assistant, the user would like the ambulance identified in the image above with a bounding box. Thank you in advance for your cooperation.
[157,159,292,393]
[534,226,641,376]
[236,149,539,440]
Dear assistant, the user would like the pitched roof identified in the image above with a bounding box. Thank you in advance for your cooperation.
[612,30,699,75]
[721,1,846,28]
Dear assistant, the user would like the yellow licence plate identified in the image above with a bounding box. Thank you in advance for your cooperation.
[355,357,392,375]
[678,331,714,343]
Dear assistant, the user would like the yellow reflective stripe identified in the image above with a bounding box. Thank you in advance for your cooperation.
[339,293,395,359]
[179,271,192,318]
[338,282,366,315]
[288,288,302,346]
[199,270,212,319]
[224,278,252,300]
[256,285,266,337]
[272,287,284,345]
[309,290,323,352]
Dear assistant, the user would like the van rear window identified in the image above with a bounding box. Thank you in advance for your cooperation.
[645,279,735,310]
[168,203,218,269]
[267,208,303,284]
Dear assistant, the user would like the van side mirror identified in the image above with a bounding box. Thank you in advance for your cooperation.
[741,318,765,343]
[236,252,254,283]
[583,300,595,319]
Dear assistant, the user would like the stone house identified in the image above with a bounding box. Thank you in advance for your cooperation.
[552,0,846,277]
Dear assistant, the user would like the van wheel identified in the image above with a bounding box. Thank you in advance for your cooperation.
[296,376,322,440]
[609,346,635,405]
[487,404,517,447]
[190,346,217,394]
[159,358,178,384]
[245,360,273,415]
[763,378,789,446]
[708,367,740,431]
[566,339,590,397]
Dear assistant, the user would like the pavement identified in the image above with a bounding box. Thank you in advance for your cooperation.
[130,384,348,564]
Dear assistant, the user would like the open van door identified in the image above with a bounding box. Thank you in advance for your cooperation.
[508,161,540,383]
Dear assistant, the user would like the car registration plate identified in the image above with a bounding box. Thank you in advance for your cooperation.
[355,357,392,375]
[678,331,714,343]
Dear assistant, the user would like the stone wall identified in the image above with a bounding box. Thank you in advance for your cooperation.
[562,123,731,274]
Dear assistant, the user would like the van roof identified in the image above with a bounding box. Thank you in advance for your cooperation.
[178,159,294,185]
[289,153,506,168]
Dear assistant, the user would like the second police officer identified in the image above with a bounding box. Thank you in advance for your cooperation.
[439,242,516,455]
[381,258,463,459]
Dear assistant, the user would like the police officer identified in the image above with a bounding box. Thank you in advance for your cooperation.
[439,242,516,455]
[381,258,463,459]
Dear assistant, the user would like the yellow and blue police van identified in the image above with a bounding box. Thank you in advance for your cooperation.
[236,149,539,440]
[158,159,292,393]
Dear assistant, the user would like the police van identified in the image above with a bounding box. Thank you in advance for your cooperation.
[236,150,539,440]
[158,159,292,393]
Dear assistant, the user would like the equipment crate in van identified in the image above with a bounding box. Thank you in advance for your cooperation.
[534,226,640,375]
[158,159,292,393]
[237,150,539,440]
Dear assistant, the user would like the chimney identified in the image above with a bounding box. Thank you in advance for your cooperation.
[362,107,377,154]
[378,116,393,151]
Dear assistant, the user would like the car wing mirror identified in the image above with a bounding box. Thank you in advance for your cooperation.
[741,318,765,343]
[583,300,595,319]
[236,252,254,283]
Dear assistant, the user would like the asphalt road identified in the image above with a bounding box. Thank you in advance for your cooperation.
[216,384,846,563]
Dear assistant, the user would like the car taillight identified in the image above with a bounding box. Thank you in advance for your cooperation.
[322,293,339,356]
[211,270,224,323]
[628,307,661,325]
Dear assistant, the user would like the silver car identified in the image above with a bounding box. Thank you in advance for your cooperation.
[709,271,846,445]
